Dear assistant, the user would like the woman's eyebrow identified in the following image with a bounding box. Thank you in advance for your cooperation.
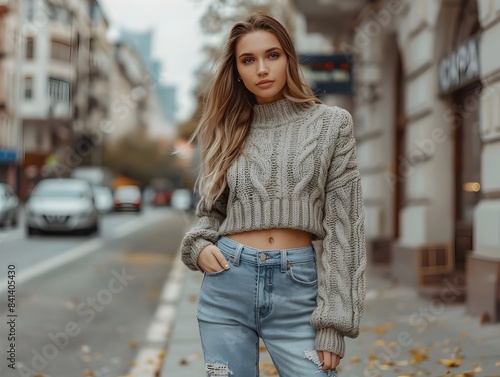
[238,47,282,58]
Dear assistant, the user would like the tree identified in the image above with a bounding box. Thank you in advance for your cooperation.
[101,128,183,188]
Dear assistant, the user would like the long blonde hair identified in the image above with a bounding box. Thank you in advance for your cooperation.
[189,12,321,208]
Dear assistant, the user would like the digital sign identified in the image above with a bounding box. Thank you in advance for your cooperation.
[299,54,353,96]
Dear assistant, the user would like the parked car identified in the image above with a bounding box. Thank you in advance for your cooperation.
[152,188,173,206]
[92,186,114,214]
[171,188,193,211]
[25,178,99,236]
[114,185,142,212]
[0,184,19,228]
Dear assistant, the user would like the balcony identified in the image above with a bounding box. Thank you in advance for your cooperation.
[291,0,371,35]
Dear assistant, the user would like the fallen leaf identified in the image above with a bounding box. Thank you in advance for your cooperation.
[376,325,387,335]
[188,294,198,303]
[179,358,188,365]
[83,370,95,377]
[348,356,360,363]
[395,360,412,366]
[379,361,396,370]
[450,367,481,377]
[437,358,462,367]
[259,345,267,352]
[129,340,138,348]
[374,339,386,346]
[496,361,500,367]
[459,332,468,338]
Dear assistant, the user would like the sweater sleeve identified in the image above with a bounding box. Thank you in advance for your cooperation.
[311,108,367,358]
[180,185,230,272]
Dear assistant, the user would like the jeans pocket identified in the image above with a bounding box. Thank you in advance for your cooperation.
[203,251,231,277]
[204,268,229,277]
[287,259,318,286]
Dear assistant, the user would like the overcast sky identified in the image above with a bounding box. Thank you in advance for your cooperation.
[100,0,209,122]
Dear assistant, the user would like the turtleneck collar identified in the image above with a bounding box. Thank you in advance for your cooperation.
[252,98,309,128]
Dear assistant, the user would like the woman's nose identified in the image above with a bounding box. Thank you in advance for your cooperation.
[257,60,269,76]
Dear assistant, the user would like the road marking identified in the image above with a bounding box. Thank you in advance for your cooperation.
[0,212,171,295]
[110,211,165,239]
[0,238,103,295]
[128,252,186,377]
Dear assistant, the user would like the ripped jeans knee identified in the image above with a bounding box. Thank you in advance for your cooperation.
[205,361,234,376]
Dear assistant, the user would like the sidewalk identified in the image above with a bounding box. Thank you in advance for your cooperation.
[160,264,500,376]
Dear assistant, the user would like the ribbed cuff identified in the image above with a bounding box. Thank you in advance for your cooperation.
[315,327,346,358]
[186,238,213,272]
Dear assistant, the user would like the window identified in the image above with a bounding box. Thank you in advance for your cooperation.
[51,40,71,62]
[48,78,70,104]
[24,77,33,99]
[26,0,35,21]
[26,37,34,59]
[46,2,71,24]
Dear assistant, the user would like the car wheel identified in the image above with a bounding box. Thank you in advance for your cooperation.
[11,214,18,227]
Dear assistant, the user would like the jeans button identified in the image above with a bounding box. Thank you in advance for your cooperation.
[259,253,267,261]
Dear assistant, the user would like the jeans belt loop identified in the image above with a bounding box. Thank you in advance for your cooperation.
[280,250,288,272]
[232,243,243,266]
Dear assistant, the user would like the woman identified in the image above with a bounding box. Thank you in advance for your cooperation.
[180,11,366,376]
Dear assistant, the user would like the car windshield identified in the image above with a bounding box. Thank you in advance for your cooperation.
[116,187,140,200]
[33,188,85,198]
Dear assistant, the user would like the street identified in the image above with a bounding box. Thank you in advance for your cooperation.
[0,205,191,377]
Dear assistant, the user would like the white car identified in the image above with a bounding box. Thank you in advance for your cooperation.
[171,189,193,211]
[25,179,99,236]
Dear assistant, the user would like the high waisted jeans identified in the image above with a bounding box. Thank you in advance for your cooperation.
[196,235,338,376]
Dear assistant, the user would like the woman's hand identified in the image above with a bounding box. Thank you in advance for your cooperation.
[317,350,340,372]
[197,244,230,273]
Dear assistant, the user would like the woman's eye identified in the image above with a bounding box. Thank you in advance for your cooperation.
[242,58,253,64]
[269,52,280,59]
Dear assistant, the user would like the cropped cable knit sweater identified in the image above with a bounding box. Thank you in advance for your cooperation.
[180,98,367,358]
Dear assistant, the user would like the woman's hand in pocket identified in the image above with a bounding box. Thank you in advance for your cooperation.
[197,244,230,273]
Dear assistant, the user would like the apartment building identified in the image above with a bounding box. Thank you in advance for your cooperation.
[292,0,500,322]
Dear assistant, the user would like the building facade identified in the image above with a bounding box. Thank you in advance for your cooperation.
[292,0,500,322]
[0,0,175,198]
[0,0,19,189]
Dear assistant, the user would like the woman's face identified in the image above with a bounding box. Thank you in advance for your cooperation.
[235,30,288,105]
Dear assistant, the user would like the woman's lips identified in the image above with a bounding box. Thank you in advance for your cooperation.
[256,80,274,88]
